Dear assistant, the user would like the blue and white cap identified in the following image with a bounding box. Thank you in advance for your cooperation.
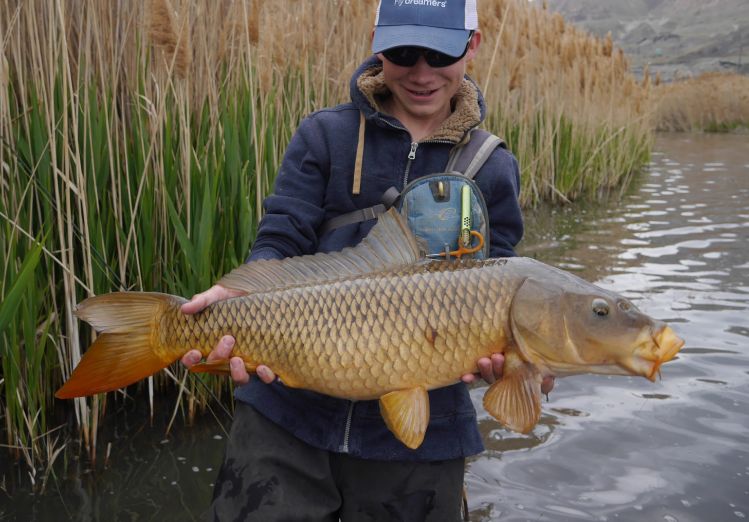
[372,0,478,57]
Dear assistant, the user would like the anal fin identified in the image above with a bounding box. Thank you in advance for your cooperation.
[379,387,430,449]
[189,359,256,376]
[483,351,543,434]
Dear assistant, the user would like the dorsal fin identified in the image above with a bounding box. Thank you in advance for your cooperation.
[217,208,424,295]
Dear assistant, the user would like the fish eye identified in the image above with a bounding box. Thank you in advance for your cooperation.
[592,298,610,317]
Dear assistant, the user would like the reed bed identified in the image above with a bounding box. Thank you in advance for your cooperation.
[0,0,651,483]
[653,72,749,132]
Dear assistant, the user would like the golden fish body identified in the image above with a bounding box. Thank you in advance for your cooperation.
[57,209,684,448]
[160,259,518,400]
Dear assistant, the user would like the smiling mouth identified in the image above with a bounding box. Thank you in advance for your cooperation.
[407,88,438,97]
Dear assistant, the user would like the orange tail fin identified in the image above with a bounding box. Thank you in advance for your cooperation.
[55,292,186,399]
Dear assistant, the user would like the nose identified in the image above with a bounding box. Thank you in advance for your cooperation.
[407,55,436,81]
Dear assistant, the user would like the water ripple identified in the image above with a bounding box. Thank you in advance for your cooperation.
[472,133,749,520]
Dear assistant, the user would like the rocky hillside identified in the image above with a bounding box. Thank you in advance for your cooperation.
[542,0,749,80]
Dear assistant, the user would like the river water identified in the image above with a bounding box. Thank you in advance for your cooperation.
[468,132,749,521]
[1,133,748,521]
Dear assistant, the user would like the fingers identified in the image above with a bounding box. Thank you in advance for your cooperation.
[478,353,504,384]
[181,286,253,386]
[490,353,504,380]
[181,285,245,315]
[181,288,215,315]
[207,336,235,362]
[256,365,276,384]
[227,361,274,386]
[461,373,477,384]
[476,358,494,383]
[459,355,557,398]
[229,357,276,386]
[541,375,555,395]
[230,357,250,385]
[210,337,252,385]
[182,335,275,386]
[461,353,505,384]
[181,349,202,368]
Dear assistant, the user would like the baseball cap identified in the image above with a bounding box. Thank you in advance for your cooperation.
[372,0,479,57]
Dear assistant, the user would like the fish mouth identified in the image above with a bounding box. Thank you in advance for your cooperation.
[644,326,684,382]
[619,325,684,381]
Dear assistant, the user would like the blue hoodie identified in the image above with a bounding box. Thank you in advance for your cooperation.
[235,56,524,461]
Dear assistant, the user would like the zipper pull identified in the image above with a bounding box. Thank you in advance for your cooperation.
[408,142,418,160]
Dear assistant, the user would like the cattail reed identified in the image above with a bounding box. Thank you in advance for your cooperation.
[653,72,749,132]
[147,0,192,78]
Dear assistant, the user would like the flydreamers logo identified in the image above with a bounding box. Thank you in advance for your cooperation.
[394,0,448,7]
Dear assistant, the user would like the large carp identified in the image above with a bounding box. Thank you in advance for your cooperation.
[56,209,684,449]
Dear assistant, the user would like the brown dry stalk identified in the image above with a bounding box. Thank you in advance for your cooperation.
[508,60,523,91]
[249,0,261,45]
[147,0,191,78]
[602,32,613,58]
[653,72,749,131]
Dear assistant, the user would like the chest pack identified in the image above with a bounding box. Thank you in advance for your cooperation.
[319,128,506,260]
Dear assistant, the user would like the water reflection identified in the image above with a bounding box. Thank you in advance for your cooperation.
[0,397,229,520]
[467,133,749,521]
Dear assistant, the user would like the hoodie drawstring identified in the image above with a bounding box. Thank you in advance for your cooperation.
[352,111,365,195]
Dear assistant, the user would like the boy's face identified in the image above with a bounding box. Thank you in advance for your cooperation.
[377,32,481,128]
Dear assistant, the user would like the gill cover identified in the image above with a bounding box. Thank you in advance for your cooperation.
[509,275,569,368]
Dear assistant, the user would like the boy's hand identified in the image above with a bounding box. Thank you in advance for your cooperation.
[180,285,276,385]
[461,353,555,394]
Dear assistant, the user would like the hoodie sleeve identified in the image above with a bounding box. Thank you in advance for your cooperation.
[247,115,330,262]
[477,147,524,258]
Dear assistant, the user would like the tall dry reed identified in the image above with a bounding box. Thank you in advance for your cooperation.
[653,72,749,132]
[0,0,651,482]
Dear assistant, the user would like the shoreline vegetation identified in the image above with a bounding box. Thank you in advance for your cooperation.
[653,72,749,133]
[0,0,743,487]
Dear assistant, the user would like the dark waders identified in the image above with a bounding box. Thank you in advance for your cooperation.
[209,403,466,522]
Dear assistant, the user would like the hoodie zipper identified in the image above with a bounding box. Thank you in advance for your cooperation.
[402,138,456,187]
[341,401,355,453]
[375,115,456,188]
[402,142,419,188]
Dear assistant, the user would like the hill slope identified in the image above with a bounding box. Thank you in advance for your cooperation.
[542,0,749,79]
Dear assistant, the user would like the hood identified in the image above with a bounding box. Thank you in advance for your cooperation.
[349,55,486,143]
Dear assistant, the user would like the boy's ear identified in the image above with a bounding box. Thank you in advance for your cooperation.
[466,30,482,60]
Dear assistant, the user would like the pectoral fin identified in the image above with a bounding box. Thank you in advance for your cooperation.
[482,352,543,434]
[379,387,430,449]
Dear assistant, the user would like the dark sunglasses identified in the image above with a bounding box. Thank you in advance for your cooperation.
[382,35,473,68]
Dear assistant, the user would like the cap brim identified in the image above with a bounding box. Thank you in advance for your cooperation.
[372,25,470,56]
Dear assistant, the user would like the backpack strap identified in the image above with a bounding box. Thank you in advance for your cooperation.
[318,129,505,236]
[318,205,386,236]
[445,128,506,180]
[318,187,400,236]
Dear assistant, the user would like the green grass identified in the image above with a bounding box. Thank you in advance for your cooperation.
[0,62,285,486]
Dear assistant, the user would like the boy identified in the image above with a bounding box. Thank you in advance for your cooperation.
[183,1,552,519]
